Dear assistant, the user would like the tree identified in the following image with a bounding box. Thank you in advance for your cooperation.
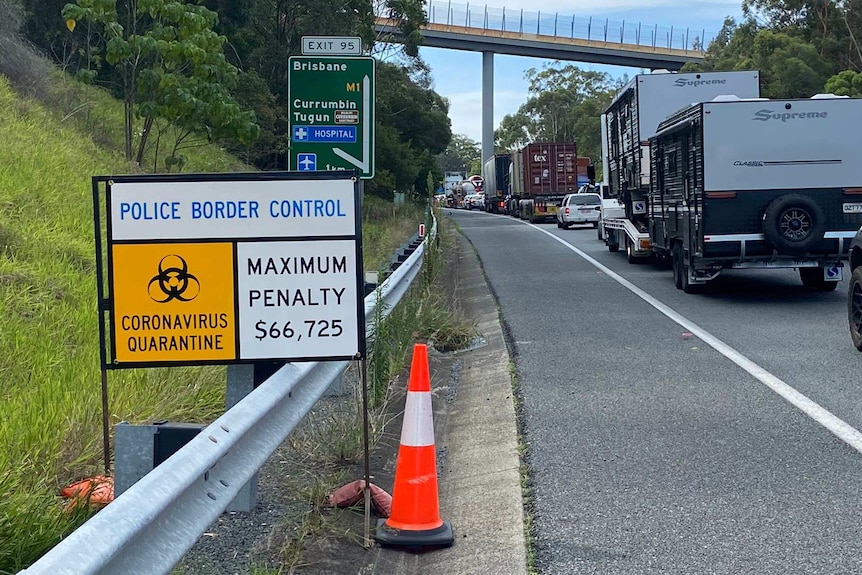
[495,63,619,167]
[825,68,862,95]
[366,61,451,199]
[436,134,480,175]
[62,0,259,170]
[683,19,834,98]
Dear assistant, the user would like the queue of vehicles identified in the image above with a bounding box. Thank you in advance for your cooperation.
[457,67,862,349]
[599,69,861,294]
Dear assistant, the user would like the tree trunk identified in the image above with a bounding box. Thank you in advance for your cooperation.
[134,115,154,169]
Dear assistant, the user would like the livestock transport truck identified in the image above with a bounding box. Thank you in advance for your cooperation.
[601,70,761,258]
[642,94,862,292]
[482,154,512,213]
[512,142,579,223]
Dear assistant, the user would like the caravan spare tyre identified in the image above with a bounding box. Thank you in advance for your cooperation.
[762,194,826,256]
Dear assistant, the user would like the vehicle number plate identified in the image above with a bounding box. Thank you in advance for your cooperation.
[843,202,862,214]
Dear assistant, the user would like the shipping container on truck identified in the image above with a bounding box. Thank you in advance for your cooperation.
[511,142,579,223]
[482,154,512,213]
[650,93,861,292]
[600,69,761,257]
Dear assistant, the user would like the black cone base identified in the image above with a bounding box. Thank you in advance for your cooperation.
[374,518,454,550]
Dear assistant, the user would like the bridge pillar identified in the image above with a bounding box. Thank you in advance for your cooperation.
[482,51,494,164]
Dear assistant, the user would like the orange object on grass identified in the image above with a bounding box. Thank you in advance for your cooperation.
[60,475,114,508]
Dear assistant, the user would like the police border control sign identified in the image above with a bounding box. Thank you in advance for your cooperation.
[93,171,366,369]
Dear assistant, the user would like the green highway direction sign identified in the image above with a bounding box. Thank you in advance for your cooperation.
[288,56,375,179]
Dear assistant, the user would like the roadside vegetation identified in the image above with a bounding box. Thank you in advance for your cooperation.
[0,0,470,571]
[0,70,468,572]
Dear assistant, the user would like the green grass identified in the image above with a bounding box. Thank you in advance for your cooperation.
[0,72,441,573]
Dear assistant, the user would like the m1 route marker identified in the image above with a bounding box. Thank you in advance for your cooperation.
[288,56,375,179]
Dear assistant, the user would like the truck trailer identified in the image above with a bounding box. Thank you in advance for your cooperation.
[601,70,760,256]
[647,94,861,292]
[482,154,512,213]
[511,142,579,223]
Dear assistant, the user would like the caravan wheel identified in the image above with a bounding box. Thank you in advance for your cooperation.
[763,194,825,256]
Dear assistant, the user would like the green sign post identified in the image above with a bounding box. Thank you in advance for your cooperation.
[288,56,375,179]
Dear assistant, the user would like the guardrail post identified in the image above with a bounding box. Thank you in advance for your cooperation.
[519,8,523,34]
[571,15,575,38]
[114,422,159,497]
[686,27,689,49]
[587,16,592,40]
[466,2,470,26]
[554,12,557,36]
[621,20,625,43]
[653,23,658,47]
[502,6,506,30]
[637,22,641,45]
[537,10,541,34]
[484,5,488,29]
[669,25,674,48]
[604,18,608,42]
[225,364,259,511]
[447,0,451,25]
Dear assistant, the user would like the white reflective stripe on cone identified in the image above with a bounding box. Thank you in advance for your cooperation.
[400,391,435,447]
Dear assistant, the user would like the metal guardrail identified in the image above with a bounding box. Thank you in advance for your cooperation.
[19,216,437,575]
[426,0,711,52]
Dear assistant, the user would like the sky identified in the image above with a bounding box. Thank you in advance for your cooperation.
[415,0,746,144]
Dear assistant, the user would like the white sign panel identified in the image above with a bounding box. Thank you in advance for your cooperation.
[301,36,362,55]
[702,98,862,191]
[637,70,760,141]
[110,179,356,240]
[236,240,359,359]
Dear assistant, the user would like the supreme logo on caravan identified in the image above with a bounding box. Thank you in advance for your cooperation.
[673,78,727,87]
[752,109,829,122]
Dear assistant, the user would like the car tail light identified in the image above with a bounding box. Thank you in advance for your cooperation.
[564,207,570,214]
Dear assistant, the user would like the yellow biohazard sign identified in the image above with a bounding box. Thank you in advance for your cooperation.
[111,243,236,363]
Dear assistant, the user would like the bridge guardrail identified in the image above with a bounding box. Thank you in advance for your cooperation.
[426,0,710,52]
[19,214,437,575]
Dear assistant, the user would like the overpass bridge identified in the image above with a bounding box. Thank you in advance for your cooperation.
[375,0,712,163]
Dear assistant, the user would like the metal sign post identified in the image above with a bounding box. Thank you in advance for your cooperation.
[288,56,376,179]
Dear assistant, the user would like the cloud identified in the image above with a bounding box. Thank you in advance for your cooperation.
[445,89,528,143]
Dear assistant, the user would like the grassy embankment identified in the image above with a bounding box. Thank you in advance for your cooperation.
[0,72,448,573]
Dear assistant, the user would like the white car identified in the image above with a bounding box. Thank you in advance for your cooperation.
[556,192,602,228]
[464,193,484,210]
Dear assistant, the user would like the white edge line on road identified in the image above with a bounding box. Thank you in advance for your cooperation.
[526,221,862,455]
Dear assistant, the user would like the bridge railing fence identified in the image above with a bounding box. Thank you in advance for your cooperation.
[428,0,711,52]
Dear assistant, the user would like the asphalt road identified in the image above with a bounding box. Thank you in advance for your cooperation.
[446,208,862,575]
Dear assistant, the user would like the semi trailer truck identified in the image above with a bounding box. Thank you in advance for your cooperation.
[482,154,512,214]
[511,142,579,223]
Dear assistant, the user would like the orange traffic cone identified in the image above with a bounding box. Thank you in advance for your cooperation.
[375,343,454,549]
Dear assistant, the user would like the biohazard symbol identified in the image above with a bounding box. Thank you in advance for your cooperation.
[148,254,200,303]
